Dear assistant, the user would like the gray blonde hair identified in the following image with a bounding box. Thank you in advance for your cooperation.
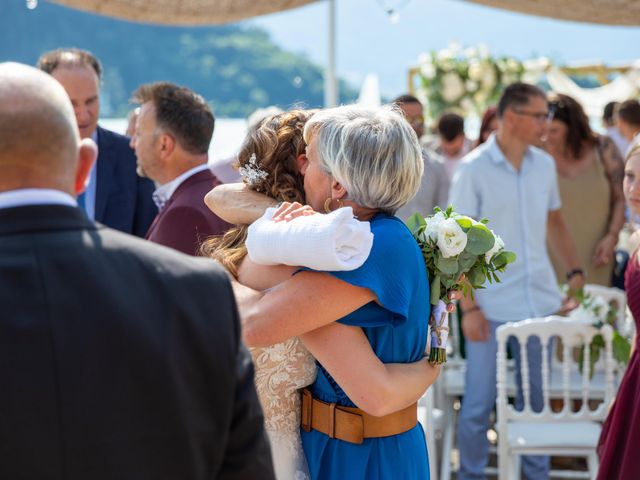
[302,105,423,214]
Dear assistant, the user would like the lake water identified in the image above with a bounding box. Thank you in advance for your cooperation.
[100,118,248,164]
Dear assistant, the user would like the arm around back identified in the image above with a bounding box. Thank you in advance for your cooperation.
[205,183,278,225]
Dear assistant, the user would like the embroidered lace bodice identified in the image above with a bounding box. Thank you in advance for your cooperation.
[251,337,317,432]
[251,337,317,480]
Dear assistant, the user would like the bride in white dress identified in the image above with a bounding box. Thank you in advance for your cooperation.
[203,110,319,479]
[204,110,443,479]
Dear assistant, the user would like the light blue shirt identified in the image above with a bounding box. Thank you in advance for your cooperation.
[78,130,99,220]
[448,134,563,322]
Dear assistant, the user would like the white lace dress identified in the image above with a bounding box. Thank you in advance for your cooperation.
[251,338,317,480]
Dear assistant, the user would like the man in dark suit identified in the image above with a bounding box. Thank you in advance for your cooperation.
[131,82,231,255]
[0,62,274,480]
[37,48,157,237]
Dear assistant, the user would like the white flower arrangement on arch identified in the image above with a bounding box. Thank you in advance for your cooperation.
[416,43,548,119]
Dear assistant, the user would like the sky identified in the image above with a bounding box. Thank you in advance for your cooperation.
[246,0,640,97]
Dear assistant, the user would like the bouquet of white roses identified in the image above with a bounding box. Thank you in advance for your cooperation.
[407,206,516,364]
[567,289,631,378]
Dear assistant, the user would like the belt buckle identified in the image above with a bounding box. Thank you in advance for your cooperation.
[301,388,312,432]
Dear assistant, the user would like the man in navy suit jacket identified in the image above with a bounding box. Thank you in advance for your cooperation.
[37,48,157,237]
[131,82,231,255]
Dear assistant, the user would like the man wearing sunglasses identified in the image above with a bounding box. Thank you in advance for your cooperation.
[450,82,583,480]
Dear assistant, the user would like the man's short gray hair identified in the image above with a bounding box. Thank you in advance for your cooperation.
[303,105,423,214]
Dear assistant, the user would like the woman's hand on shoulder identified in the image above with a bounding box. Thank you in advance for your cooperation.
[272,202,318,223]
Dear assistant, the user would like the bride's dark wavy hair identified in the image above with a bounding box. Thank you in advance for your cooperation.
[200,109,313,277]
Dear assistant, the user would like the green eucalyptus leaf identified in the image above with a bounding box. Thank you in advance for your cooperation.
[613,331,631,364]
[467,265,486,287]
[431,275,441,305]
[406,213,426,235]
[455,216,474,230]
[458,251,477,270]
[465,224,495,255]
[436,256,459,275]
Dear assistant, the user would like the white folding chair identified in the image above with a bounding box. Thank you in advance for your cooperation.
[496,316,615,480]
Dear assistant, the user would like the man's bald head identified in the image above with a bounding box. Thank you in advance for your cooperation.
[0,62,90,193]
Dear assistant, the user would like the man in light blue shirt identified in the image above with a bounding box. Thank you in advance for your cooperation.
[449,83,584,480]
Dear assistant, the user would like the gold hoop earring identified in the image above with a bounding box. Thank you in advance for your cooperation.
[323,197,333,213]
[323,197,344,213]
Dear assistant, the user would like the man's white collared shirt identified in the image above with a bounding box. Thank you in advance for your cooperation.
[152,164,210,210]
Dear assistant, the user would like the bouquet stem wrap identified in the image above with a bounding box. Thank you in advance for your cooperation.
[428,300,449,364]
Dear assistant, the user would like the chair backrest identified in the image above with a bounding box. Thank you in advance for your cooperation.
[583,284,629,337]
[496,316,614,425]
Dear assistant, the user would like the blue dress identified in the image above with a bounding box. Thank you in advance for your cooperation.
[301,213,431,479]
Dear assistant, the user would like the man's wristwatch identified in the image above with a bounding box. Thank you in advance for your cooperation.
[566,268,584,281]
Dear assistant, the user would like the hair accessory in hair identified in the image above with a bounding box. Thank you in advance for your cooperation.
[239,153,268,186]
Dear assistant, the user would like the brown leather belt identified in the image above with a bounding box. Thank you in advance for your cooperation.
[300,388,417,445]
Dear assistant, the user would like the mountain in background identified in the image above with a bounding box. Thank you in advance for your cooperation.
[1,0,357,117]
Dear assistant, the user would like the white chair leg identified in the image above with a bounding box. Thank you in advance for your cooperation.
[427,433,438,480]
[511,455,521,480]
[497,451,509,480]
[587,452,599,480]
[440,398,455,480]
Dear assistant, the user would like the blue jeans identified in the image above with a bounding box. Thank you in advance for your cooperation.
[456,320,550,480]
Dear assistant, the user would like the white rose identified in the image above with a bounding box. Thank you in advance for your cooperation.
[481,65,497,90]
[506,58,520,72]
[485,231,505,263]
[441,73,465,102]
[592,296,608,311]
[425,211,446,242]
[468,59,483,81]
[436,48,454,62]
[465,79,479,92]
[474,90,488,105]
[421,62,436,80]
[591,296,610,322]
[437,218,468,258]
[502,73,518,86]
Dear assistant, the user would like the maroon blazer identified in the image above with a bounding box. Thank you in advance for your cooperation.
[146,168,231,255]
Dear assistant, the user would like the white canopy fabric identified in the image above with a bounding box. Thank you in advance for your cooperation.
[48,0,640,26]
[464,0,640,26]
[47,0,318,25]
[546,66,640,118]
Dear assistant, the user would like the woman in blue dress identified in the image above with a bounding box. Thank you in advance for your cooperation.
[228,105,437,479]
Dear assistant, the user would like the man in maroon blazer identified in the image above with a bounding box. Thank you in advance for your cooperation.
[131,82,231,255]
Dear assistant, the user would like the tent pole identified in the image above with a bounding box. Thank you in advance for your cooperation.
[324,0,338,107]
